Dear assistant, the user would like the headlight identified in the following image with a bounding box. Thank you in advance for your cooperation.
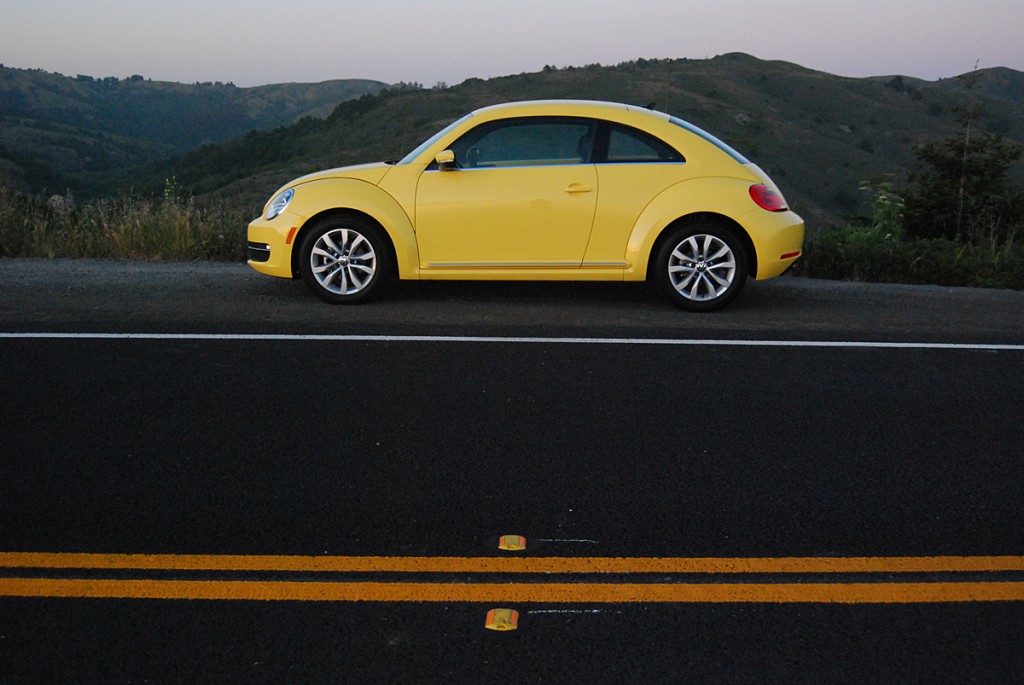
[265,188,294,220]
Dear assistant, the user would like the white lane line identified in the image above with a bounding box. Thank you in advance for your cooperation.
[0,332,1022,350]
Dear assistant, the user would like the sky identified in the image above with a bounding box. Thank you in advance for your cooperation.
[2,0,1021,87]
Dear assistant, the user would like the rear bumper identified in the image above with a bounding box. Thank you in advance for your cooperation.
[749,211,805,280]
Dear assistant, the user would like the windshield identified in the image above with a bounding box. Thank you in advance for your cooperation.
[397,114,474,165]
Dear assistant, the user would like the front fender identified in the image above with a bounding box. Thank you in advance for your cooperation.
[248,177,419,279]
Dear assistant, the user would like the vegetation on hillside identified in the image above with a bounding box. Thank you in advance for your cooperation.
[0,56,1021,290]
[798,69,1023,289]
[798,181,1024,289]
[146,55,1024,226]
[0,65,387,195]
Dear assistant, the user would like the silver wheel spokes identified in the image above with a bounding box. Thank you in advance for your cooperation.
[668,234,736,301]
[311,228,377,295]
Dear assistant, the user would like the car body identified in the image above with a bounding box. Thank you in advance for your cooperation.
[247,100,803,311]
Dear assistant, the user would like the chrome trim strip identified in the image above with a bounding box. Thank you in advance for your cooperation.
[422,262,629,269]
[423,262,581,268]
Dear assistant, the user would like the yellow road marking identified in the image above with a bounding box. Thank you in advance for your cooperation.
[3,553,1024,574]
[4,554,1023,604]
[3,578,1024,603]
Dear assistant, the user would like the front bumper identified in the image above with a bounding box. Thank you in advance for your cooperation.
[247,242,271,263]
[246,216,298,278]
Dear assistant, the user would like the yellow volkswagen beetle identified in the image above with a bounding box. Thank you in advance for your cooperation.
[247,100,803,311]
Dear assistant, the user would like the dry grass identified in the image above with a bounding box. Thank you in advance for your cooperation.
[3,185,1022,290]
[0,186,251,262]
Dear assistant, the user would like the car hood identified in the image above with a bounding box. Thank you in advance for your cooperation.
[273,163,393,197]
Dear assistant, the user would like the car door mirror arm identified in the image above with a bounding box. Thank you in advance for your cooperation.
[435,150,458,171]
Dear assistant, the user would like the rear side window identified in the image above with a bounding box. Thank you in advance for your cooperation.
[605,124,684,164]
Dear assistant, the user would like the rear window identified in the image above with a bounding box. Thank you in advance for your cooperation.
[669,116,749,164]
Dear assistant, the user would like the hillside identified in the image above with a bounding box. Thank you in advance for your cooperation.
[157,54,1024,229]
[0,66,387,195]
[3,55,1023,230]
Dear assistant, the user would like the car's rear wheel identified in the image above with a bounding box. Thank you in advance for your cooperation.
[299,216,388,304]
[654,222,748,312]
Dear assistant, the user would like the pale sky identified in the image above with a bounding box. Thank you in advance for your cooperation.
[2,0,1020,87]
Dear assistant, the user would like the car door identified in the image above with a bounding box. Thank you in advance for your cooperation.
[584,121,690,264]
[414,117,598,268]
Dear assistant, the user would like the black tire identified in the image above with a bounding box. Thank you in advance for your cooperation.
[298,216,389,304]
[654,222,748,312]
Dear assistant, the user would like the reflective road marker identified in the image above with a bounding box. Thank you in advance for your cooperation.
[484,608,520,631]
[498,535,528,551]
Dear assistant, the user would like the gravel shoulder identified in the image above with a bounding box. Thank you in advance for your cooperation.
[1,258,1022,342]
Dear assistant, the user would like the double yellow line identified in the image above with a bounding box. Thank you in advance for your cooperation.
[3,553,1024,604]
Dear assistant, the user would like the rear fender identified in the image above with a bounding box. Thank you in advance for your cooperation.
[624,177,761,280]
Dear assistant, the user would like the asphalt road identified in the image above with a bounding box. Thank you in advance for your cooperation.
[2,259,1024,683]
[1,258,1023,342]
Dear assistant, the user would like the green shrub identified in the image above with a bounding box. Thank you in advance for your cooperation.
[798,172,1023,290]
[798,225,1023,290]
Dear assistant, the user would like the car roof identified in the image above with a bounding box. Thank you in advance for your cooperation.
[470,99,672,123]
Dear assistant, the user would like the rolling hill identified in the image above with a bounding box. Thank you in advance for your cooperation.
[157,54,1024,228]
[0,65,387,195]
[3,55,1022,229]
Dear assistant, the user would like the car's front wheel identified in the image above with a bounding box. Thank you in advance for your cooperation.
[654,223,748,312]
[299,216,389,304]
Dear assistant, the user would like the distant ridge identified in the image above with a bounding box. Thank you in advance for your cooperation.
[2,56,1022,228]
[0,66,388,194]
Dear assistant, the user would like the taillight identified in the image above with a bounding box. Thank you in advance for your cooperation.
[749,184,788,212]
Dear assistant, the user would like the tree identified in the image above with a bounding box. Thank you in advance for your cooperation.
[902,69,1023,243]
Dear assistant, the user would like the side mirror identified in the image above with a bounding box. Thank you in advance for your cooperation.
[435,149,457,171]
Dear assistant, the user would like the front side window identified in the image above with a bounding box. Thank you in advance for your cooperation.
[449,117,596,168]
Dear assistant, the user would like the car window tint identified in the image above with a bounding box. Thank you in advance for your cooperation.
[452,118,596,168]
[606,125,684,164]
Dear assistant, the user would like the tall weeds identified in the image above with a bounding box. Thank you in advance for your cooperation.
[798,226,1023,289]
[0,185,252,262]
[2,184,1021,290]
